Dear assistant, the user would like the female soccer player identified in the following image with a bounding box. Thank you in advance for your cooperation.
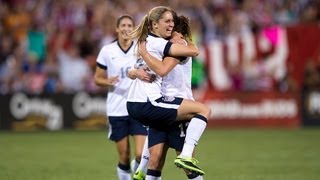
[126,6,210,177]
[94,15,150,180]
[133,15,204,180]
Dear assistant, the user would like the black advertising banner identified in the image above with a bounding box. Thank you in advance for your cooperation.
[2,90,320,130]
[0,92,107,131]
[0,95,12,130]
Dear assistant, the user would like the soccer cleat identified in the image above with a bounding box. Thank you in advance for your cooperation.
[133,170,146,180]
[174,156,205,176]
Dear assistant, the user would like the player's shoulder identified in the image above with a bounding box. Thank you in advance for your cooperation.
[147,35,168,51]
[147,34,167,43]
[101,41,118,51]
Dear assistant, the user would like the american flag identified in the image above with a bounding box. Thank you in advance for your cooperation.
[202,26,288,91]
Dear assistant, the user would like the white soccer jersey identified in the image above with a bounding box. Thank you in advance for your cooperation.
[96,41,137,116]
[127,34,172,102]
[162,57,194,100]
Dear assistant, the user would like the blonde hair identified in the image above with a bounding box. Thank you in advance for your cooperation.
[130,6,174,43]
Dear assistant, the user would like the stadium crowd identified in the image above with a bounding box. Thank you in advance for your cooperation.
[0,0,319,95]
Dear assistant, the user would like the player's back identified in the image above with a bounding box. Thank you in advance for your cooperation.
[162,56,194,100]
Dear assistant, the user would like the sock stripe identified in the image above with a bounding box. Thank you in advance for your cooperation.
[194,114,207,123]
[187,172,200,179]
[147,169,161,177]
[118,163,130,171]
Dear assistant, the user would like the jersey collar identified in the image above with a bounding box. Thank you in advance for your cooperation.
[117,41,134,54]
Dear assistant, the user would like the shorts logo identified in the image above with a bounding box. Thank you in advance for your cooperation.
[163,96,175,102]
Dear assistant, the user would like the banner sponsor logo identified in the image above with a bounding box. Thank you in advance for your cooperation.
[72,92,105,118]
[9,93,63,130]
[207,99,297,119]
[201,91,300,127]
[72,92,107,130]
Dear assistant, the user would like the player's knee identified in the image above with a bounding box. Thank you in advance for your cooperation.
[119,157,130,165]
[119,151,130,164]
[201,105,211,119]
[148,154,164,170]
[206,106,211,118]
[148,159,162,170]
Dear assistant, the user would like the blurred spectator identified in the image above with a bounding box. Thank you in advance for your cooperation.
[22,53,47,94]
[241,58,276,91]
[303,60,320,91]
[3,1,31,44]
[55,32,91,93]
[43,55,63,94]
[27,22,47,63]
[0,42,25,94]
[277,63,298,92]
[228,64,244,91]
[0,35,15,66]
[300,1,320,23]
[191,57,206,89]
[274,0,299,25]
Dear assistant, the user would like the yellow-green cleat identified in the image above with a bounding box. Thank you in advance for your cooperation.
[133,170,146,180]
[174,156,205,176]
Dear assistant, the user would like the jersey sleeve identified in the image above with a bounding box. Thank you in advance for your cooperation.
[96,46,109,70]
[152,38,172,57]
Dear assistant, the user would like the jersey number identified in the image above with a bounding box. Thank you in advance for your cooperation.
[120,67,131,78]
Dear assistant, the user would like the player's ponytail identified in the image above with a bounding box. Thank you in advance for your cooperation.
[130,15,149,43]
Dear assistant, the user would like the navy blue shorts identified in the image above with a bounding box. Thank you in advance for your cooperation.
[148,121,190,151]
[108,116,147,142]
[127,97,183,131]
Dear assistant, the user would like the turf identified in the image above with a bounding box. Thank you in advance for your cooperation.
[0,128,320,180]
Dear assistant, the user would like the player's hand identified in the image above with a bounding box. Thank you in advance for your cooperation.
[136,66,156,83]
[171,32,187,45]
[107,76,119,86]
[138,41,147,56]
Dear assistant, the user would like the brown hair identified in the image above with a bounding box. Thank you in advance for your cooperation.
[116,15,134,27]
[174,15,192,42]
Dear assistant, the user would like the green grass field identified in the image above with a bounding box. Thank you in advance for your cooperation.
[1,128,320,180]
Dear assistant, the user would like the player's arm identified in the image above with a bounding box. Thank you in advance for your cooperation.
[139,42,179,77]
[169,32,199,57]
[94,66,119,87]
